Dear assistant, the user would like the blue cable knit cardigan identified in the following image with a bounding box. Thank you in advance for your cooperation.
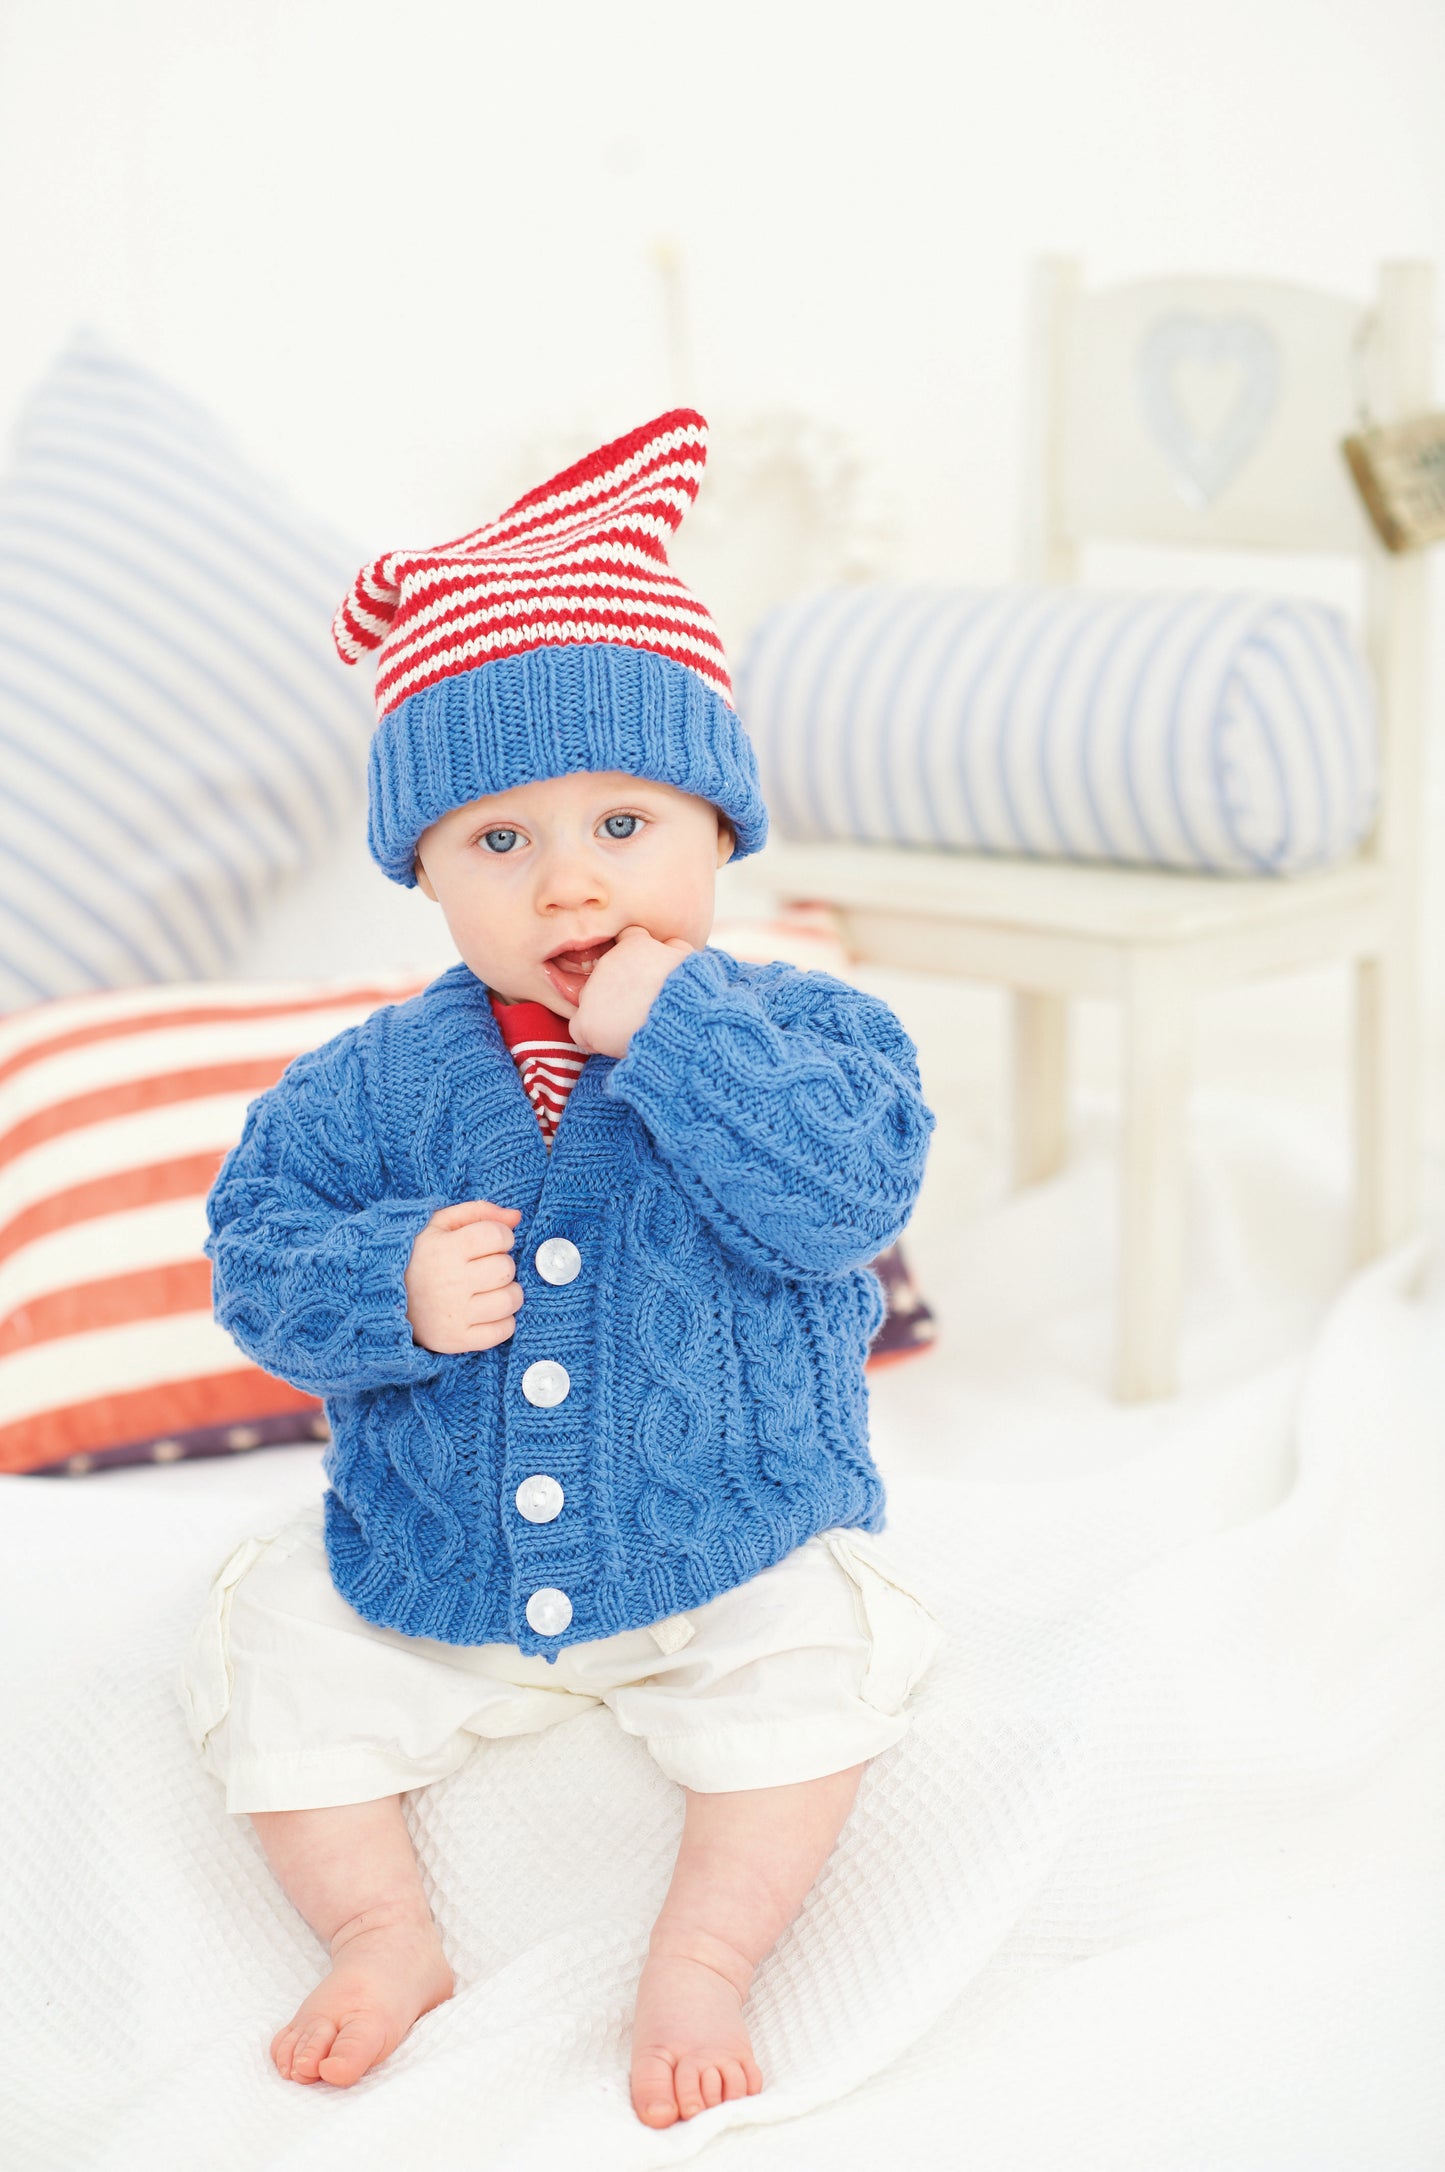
[204,946,935,1660]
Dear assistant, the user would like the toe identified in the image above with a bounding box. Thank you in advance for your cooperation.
[631,2050,679,2128]
[700,2064,724,2109]
[318,2012,388,2088]
[720,2058,750,2101]
[289,2018,338,2084]
[675,2058,706,2119]
[270,2025,299,2080]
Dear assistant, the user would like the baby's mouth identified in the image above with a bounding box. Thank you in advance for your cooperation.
[541,936,616,1007]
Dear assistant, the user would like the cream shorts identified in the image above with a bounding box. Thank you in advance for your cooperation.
[175,1500,945,1810]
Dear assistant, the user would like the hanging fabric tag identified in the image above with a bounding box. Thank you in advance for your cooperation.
[1342,411,1445,553]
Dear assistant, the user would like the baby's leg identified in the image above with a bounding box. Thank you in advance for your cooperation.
[630,1759,867,2128]
[251,1796,454,2087]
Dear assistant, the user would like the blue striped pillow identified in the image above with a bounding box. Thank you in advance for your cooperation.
[738,585,1381,876]
[0,336,374,1009]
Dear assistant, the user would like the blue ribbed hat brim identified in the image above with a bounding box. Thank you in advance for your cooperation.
[367,643,770,886]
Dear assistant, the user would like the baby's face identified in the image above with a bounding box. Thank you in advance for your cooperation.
[413,770,735,1011]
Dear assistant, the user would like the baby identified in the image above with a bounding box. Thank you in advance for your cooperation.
[178,410,942,2129]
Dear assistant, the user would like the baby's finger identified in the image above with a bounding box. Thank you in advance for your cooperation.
[456,1217,517,1259]
[468,1251,517,1294]
[432,1198,521,1233]
[469,1280,524,1325]
[467,1301,523,1346]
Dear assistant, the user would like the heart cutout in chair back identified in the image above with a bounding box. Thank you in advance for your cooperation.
[1136,313,1282,509]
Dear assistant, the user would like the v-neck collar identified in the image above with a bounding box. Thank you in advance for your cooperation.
[439,963,615,1169]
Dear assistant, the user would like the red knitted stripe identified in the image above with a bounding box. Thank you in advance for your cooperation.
[335,595,385,655]
[377,633,730,717]
[490,421,703,537]
[377,584,720,667]
[376,605,728,700]
[387,566,711,618]
[382,443,702,586]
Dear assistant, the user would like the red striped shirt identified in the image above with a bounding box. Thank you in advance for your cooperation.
[489,994,585,1147]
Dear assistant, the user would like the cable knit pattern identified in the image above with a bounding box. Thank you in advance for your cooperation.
[203,952,934,1659]
[606,947,932,1275]
[205,1047,448,1398]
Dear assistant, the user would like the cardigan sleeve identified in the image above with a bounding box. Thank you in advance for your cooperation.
[603,947,935,1277]
[204,1034,450,1396]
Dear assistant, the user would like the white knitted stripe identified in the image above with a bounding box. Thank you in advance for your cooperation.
[522,1084,575,1117]
[360,532,725,686]
[397,562,707,614]
[472,431,703,544]
[477,482,699,558]
[376,616,732,708]
[332,560,408,657]
[390,570,717,639]
[394,514,686,583]
[522,1071,583,1093]
[404,536,694,583]
[378,584,725,681]
[397,453,702,597]
[342,593,393,639]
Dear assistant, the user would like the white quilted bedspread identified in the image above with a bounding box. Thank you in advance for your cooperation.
[3,1240,1444,2172]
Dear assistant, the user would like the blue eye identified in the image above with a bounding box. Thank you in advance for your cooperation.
[481,828,520,853]
[602,814,641,839]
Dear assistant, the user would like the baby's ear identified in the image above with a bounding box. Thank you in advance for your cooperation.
[716,816,736,867]
[413,854,438,901]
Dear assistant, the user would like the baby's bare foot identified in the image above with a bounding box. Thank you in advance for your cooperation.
[271,1899,454,2088]
[630,1926,765,2127]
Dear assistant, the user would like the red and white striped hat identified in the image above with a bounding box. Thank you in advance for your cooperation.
[334,410,768,884]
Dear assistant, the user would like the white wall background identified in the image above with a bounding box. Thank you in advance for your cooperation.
[1,0,1442,1110]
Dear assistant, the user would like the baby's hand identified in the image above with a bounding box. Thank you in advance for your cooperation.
[405,1198,523,1354]
[569,925,693,1059]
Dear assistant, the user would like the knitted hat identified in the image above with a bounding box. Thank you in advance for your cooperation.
[333,409,769,886]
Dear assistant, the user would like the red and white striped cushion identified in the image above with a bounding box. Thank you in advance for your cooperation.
[0,975,425,1475]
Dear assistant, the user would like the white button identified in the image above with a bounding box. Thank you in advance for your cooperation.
[521,1359,570,1408]
[526,1586,573,1636]
[535,1237,582,1286]
[515,1474,564,1523]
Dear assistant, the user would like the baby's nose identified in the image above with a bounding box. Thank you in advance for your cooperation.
[536,852,607,913]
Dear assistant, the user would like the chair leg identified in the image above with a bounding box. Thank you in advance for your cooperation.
[1353,941,1420,1263]
[1012,990,1069,1185]
[1116,956,1191,1402]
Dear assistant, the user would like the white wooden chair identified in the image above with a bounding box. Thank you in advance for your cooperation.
[758,257,1434,1399]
